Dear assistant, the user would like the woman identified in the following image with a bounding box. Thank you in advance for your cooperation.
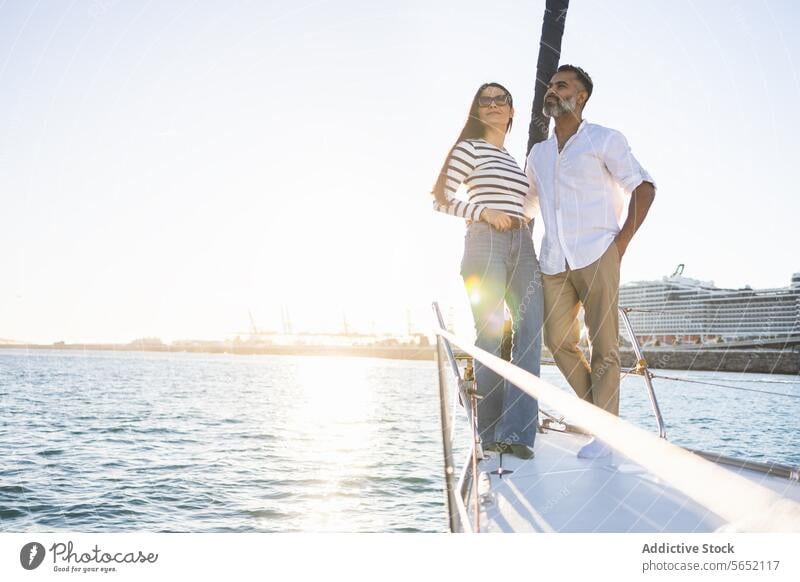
[431,82,543,459]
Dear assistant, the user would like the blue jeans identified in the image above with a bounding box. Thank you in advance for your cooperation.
[460,220,543,448]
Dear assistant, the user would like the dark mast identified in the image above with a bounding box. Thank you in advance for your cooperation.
[527,0,570,155]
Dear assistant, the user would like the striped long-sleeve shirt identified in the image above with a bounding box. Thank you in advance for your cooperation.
[432,138,539,221]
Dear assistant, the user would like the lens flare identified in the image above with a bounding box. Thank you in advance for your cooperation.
[464,275,481,304]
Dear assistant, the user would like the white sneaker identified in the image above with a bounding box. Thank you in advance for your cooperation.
[577,437,611,459]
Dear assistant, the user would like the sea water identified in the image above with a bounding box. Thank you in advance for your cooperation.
[1,348,798,532]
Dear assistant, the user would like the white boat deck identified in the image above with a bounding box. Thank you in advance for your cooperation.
[468,428,800,533]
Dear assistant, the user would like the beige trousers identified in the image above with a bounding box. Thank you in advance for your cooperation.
[542,242,621,416]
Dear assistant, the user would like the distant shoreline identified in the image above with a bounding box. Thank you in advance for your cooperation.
[0,342,436,361]
[1,342,798,374]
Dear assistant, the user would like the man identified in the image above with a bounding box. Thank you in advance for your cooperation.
[525,65,656,458]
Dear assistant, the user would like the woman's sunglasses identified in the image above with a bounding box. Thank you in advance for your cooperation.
[478,94,511,107]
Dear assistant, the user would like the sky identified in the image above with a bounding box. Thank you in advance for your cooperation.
[0,0,798,344]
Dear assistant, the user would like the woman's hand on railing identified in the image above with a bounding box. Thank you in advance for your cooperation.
[480,208,513,231]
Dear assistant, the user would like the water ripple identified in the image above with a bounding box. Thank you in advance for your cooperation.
[0,349,797,532]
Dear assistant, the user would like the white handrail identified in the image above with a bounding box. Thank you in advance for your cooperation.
[434,325,800,532]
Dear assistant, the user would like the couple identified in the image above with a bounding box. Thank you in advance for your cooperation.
[431,65,656,460]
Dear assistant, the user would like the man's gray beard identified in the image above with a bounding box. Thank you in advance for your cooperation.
[542,94,577,118]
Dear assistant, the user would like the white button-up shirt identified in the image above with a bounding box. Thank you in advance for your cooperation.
[526,120,655,275]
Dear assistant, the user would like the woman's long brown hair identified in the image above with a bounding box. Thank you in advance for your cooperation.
[431,82,513,206]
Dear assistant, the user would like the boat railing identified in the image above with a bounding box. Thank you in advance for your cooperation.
[432,302,480,533]
[618,307,666,438]
[431,301,800,533]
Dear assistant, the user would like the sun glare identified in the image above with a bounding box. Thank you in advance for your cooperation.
[464,275,481,304]
[275,356,379,530]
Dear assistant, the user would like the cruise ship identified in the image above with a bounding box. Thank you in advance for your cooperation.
[619,266,800,346]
